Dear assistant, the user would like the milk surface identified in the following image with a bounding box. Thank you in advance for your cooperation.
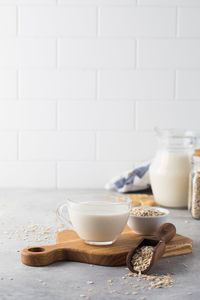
[150,151,191,207]
[68,201,129,242]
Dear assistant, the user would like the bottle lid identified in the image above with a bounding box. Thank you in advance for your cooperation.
[194,149,200,157]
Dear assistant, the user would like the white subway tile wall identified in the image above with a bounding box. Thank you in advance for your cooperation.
[19,70,95,99]
[19,7,97,36]
[58,101,135,130]
[58,39,136,68]
[57,162,134,189]
[0,7,16,35]
[0,39,56,67]
[0,0,199,188]
[19,132,95,161]
[0,101,56,130]
[99,70,174,100]
[99,7,176,37]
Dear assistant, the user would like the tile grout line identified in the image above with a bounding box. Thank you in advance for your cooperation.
[174,6,179,101]
[94,131,97,161]
[16,4,20,161]
[174,70,177,101]
[96,6,100,99]
[56,162,59,189]
[17,69,20,161]
[95,5,100,161]
[175,6,179,37]
[134,101,137,131]
[55,1,59,189]
[96,6,100,37]
[135,38,138,69]
[55,38,59,132]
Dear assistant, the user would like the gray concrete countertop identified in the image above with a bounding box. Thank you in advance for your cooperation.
[0,190,199,300]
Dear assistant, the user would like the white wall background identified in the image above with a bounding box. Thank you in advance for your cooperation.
[0,0,200,188]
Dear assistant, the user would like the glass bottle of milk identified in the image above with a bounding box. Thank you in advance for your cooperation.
[149,129,195,208]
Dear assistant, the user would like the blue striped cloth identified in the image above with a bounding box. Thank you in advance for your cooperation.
[105,164,150,193]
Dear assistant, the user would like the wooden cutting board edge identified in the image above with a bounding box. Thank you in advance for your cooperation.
[55,226,193,266]
[20,226,193,267]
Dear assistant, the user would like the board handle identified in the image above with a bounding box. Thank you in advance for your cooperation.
[21,244,68,266]
[156,223,176,243]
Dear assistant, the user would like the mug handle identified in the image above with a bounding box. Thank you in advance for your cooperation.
[56,203,74,230]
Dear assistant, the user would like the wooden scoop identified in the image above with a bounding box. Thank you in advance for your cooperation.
[126,223,176,274]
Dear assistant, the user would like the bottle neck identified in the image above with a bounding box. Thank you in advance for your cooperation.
[157,137,194,153]
[158,143,193,154]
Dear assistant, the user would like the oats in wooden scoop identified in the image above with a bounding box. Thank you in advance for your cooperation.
[131,246,154,272]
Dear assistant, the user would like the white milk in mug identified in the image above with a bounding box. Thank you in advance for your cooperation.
[68,201,130,243]
[149,129,195,208]
[57,194,131,246]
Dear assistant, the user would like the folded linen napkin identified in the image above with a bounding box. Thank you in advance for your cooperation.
[105,163,150,193]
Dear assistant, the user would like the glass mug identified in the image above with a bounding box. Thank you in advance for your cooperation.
[57,194,131,246]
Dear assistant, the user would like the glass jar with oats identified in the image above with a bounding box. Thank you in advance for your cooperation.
[189,149,200,219]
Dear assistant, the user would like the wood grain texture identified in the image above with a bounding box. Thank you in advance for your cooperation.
[21,225,193,267]
[126,194,155,207]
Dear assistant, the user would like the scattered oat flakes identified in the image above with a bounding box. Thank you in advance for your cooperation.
[149,274,173,288]
[141,284,148,289]
[132,291,138,295]
[126,272,173,289]
[87,281,94,285]
[187,292,192,295]
[107,280,113,283]
[80,295,86,298]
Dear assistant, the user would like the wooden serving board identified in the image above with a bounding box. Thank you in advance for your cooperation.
[21,226,193,267]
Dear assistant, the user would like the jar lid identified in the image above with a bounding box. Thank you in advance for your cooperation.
[194,149,200,156]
